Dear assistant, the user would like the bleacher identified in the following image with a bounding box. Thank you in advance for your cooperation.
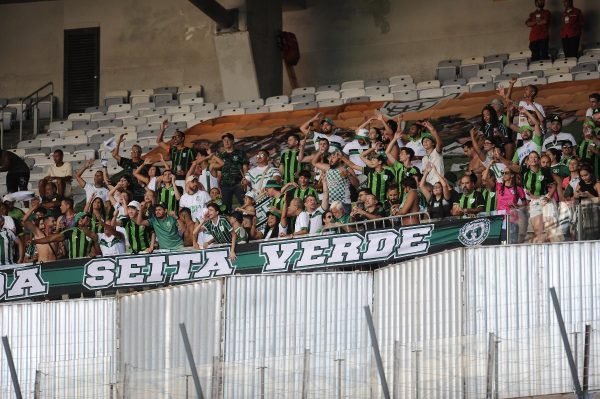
[2,45,600,202]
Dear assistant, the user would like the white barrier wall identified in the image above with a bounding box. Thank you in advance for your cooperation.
[1,241,600,398]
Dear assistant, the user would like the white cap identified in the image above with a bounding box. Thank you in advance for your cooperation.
[127,200,141,211]
[186,175,199,183]
[244,191,256,200]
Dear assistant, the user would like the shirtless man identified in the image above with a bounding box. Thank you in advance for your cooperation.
[22,201,63,262]
[178,207,196,247]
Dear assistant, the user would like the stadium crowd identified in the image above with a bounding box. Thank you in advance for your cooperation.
[0,77,600,265]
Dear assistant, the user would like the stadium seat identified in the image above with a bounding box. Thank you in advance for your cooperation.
[494,74,516,83]
[130,95,151,108]
[316,84,340,92]
[217,101,240,110]
[108,104,132,113]
[528,61,553,70]
[178,85,202,95]
[340,88,366,99]
[340,80,365,90]
[438,59,461,67]
[416,80,441,90]
[418,88,444,99]
[85,106,107,114]
[477,68,502,78]
[17,139,41,149]
[48,120,72,132]
[508,50,531,60]
[98,119,123,128]
[89,134,110,145]
[443,85,469,96]
[483,61,504,71]
[544,66,570,76]
[104,90,128,103]
[7,148,25,157]
[24,147,49,156]
[265,95,289,106]
[317,99,343,107]
[155,99,178,108]
[519,70,544,79]
[469,82,495,93]
[72,120,98,130]
[139,108,165,117]
[245,106,270,114]
[291,87,316,96]
[503,62,528,75]
[484,53,509,63]
[113,126,138,140]
[468,76,493,85]
[459,64,480,80]
[393,90,418,102]
[315,91,341,101]
[269,104,294,112]
[574,71,600,81]
[87,128,111,137]
[67,113,91,122]
[369,93,394,102]
[571,63,597,73]
[344,96,370,103]
[461,56,485,65]
[577,54,599,64]
[436,66,457,82]
[154,87,177,95]
[442,78,467,87]
[553,58,577,68]
[131,89,154,97]
[240,99,264,108]
[519,77,547,86]
[547,73,573,83]
[122,117,148,127]
[179,96,204,105]
[292,102,319,110]
[62,129,86,138]
[195,110,221,119]
[290,94,315,104]
[191,103,216,112]
[389,75,413,85]
[365,86,389,96]
[137,130,161,140]
[171,113,194,123]
[91,113,116,122]
[365,79,390,88]
[114,110,137,119]
[40,137,65,148]
[390,83,416,92]
[165,105,190,115]
[132,102,156,111]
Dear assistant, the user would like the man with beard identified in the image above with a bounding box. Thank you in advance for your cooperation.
[179,175,211,222]
[33,212,99,259]
[451,175,485,217]
[156,120,195,180]
[279,133,302,184]
[243,149,281,196]
[312,151,354,213]
[398,120,427,171]
[22,205,63,262]
[512,116,543,167]
[113,134,146,201]
[300,112,345,152]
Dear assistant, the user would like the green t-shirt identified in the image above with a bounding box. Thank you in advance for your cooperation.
[148,215,183,250]
[218,149,248,186]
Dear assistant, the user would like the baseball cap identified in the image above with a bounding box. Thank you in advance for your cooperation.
[264,179,282,189]
[186,175,198,183]
[244,191,256,200]
[519,125,533,133]
[127,200,141,211]
[550,115,563,123]
[73,212,90,224]
[322,116,335,126]
[355,128,370,141]
[421,133,436,145]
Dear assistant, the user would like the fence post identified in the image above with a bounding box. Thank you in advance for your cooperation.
[301,348,310,399]
[485,332,496,399]
[583,324,591,393]
[257,365,266,398]
[549,287,584,399]
[363,306,391,399]
[211,355,222,399]
[2,336,23,399]
[494,337,499,399]
[334,357,344,399]
[412,345,421,399]
[179,323,205,399]
[34,370,41,399]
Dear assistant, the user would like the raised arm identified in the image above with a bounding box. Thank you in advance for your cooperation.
[133,158,152,185]
[111,134,126,163]
[385,131,402,166]
[343,152,365,172]
[423,121,443,153]
[76,159,95,188]
[155,120,171,151]
[469,127,486,162]
[300,112,323,135]
[321,171,330,211]
[359,147,378,169]
[32,232,65,245]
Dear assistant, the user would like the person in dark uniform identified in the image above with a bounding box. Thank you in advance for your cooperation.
[0,149,30,193]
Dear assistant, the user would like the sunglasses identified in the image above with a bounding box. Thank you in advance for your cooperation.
[502,171,512,175]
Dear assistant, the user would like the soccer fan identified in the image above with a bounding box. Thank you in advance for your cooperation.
[0,148,30,193]
[343,128,369,172]
[155,120,195,180]
[574,167,600,199]
[112,134,146,200]
[155,169,182,214]
[452,174,485,217]
[382,184,402,217]
[0,215,24,265]
[521,151,556,242]
[281,197,310,238]
[114,200,154,254]
[350,193,385,222]
[235,192,256,216]
[133,158,163,191]
[386,133,419,187]
[312,151,353,213]
[586,94,600,120]
[300,112,345,152]
[279,133,302,184]
[178,175,211,222]
[138,202,184,251]
[84,195,108,234]
[38,149,72,198]
[420,165,453,219]
[420,121,444,185]
[289,170,319,202]
[216,132,249,212]
[22,205,63,262]
[97,221,127,256]
[186,148,223,192]
[243,149,281,196]
[396,177,422,225]
[542,115,576,152]
[512,113,543,167]
[178,207,196,247]
[197,202,233,248]
[33,212,99,259]
[397,120,426,170]
[75,159,109,203]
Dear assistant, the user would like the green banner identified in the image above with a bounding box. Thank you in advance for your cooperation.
[0,216,503,302]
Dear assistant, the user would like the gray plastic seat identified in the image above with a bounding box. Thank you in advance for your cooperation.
[52,144,76,154]
[24,147,50,155]
[290,94,315,104]
[436,66,457,82]
[442,78,467,87]
[89,134,111,144]
[154,87,178,95]
[519,70,544,79]
[344,96,370,104]
[503,63,528,75]
[460,64,480,80]
[244,106,270,115]
[85,106,108,114]
[469,82,495,93]
[483,61,504,71]
[104,97,124,107]
[393,90,418,102]
[292,102,318,110]
[438,59,461,67]
[155,99,178,108]
[365,79,390,88]
[72,120,98,130]
[484,53,509,63]
[571,63,597,73]
[98,119,123,128]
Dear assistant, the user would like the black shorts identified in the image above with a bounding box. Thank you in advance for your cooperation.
[6,171,30,193]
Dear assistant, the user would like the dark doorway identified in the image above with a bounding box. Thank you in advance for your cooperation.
[63,27,100,116]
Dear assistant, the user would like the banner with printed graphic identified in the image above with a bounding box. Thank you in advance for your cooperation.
[0,216,503,302]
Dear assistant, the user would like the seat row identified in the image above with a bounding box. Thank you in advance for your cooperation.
[103,85,202,107]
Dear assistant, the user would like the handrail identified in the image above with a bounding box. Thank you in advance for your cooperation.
[19,81,54,141]
[321,211,431,233]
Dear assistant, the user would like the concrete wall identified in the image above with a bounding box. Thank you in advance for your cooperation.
[282,0,600,92]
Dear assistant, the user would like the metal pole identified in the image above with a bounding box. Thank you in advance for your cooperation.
[413,347,421,399]
[583,324,591,393]
[486,332,495,399]
[19,102,23,141]
[2,336,23,399]
[50,93,54,123]
[179,323,205,399]
[494,337,499,399]
[577,204,583,241]
[1,112,4,149]
[393,341,400,399]
[301,348,310,399]
[335,358,344,399]
[34,370,41,399]
[186,375,190,399]
[257,365,266,399]
[363,306,391,399]
[549,287,584,398]
[33,106,38,136]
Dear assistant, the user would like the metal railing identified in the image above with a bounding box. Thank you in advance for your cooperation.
[0,103,9,149]
[19,81,54,140]
[321,211,431,233]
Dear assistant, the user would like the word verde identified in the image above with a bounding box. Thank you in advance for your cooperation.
[83,249,234,289]
[259,225,434,272]
[0,265,49,300]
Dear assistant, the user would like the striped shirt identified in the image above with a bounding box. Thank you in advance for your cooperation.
[292,186,319,202]
[363,166,395,203]
[245,165,280,195]
[389,161,419,185]
[455,191,485,210]
[170,146,195,175]
[203,216,232,244]
[481,188,498,213]
[157,185,179,213]
[522,167,554,197]
[121,217,151,253]
[62,228,93,259]
[280,150,301,184]
[0,228,17,265]
[90,214,105,234]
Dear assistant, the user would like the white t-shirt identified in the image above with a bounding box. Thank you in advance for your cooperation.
[293,211,310,234]
[245,165,280,195]
[198,168,219,192]
[307,206,325,235]
[2,215,16,233]
[98,232,126,256]
[343,140,368,174]
[313,132,346,152]
[49,162,72,177]
[518,101,546,127]
[542,132,577,152]
[422,149,444,185]
[586,107,594,118]
[263,224,287,240]
[179,190,211,222]
[400,137,426,171]
[84,183,109,202]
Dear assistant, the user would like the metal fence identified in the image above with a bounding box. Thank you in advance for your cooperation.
[2,241,600,398]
